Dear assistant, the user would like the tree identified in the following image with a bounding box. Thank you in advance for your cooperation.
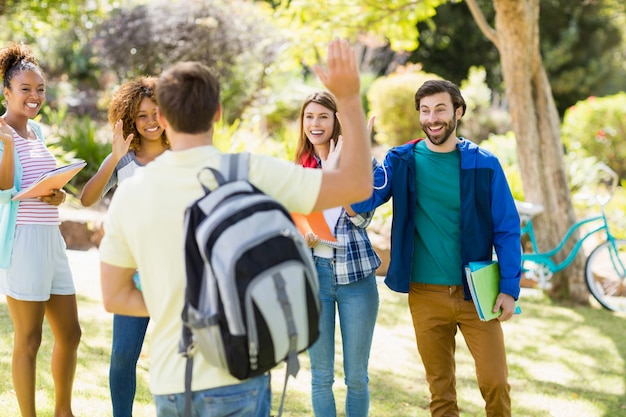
[0,0,113,116]
[275,0,590,303]
[465,0,584,301]
[411,0,625,116]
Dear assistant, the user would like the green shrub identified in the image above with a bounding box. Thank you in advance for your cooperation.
[243,71,316,137]
[44,109,110,195]
[94,0,284,125]
[458,67,511,142]
[607,179,626,238]
[481,131,626,238]
[479,132,524,201]
[366,66,512,147]
[561,93,626,180]
[213,116,298,162]
[367,67,439,147]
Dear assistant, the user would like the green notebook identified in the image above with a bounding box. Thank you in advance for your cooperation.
[464,261,521,321]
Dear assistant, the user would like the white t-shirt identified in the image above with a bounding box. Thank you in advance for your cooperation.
[99,145,322,395]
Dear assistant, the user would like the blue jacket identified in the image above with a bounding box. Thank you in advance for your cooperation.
[352,138,521,300]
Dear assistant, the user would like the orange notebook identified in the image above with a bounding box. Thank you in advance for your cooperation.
[291,211,340,248]
[12,160,87,201]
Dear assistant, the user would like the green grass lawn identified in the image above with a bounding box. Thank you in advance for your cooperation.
[1,249,626,416]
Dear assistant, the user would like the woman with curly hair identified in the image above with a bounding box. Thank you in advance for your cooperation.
[0,42,82,417]
[80,76,169,417]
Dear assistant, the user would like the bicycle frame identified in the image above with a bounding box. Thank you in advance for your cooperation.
[521,212,613,275]
[519,164,626,306]
[520,163,626,286]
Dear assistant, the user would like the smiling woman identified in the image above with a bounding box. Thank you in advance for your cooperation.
[78,75,170,417]
[293,90,381,417]
[0,41,82,417]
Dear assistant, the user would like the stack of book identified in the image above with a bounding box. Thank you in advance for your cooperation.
[465,260,522,321]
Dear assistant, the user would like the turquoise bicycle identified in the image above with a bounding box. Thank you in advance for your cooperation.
[516,164,626,312]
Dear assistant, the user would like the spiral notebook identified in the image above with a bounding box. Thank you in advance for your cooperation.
[291,211,340,248]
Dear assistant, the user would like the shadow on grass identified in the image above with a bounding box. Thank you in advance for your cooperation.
[4,279,626,417]
[506,290,626,416]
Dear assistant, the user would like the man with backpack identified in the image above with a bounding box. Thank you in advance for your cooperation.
[98,38,373,417]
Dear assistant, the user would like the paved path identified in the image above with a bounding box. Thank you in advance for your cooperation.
[67,248,539,306]
[68,248,102,302]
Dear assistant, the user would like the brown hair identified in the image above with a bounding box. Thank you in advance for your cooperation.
[156,61,220,134]
[0,43,43,89]
[294,91,341,163]
[108,76,169,152]
[414,79,466,116]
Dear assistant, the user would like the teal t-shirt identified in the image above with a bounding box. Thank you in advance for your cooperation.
[411,140,463,285]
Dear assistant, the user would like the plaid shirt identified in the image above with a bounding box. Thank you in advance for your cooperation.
[302,152,381,284]
[332,209,381,285]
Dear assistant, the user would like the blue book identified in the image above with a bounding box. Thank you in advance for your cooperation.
[464,261,521,321]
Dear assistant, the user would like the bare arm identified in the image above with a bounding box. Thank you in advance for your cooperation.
[80,153,118,206]
[100,262,149,316]
[312,38,372,211]
[0,118,15,190]
[81,120,133,207]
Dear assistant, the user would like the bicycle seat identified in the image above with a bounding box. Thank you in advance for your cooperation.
[515,200,545,218]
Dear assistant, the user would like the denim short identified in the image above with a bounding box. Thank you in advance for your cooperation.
[0,224,75,301]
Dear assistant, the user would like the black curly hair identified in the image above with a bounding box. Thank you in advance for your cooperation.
[0,42,43,89]
[108,76,169,152]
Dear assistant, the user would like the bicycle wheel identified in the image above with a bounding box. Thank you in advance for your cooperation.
[585,239,626,312]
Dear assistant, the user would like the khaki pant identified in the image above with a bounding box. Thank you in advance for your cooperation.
[409,283,511,417]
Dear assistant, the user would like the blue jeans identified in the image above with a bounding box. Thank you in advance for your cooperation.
[110,313,150,417]
[153,374,271,417]
[308,257,379,417]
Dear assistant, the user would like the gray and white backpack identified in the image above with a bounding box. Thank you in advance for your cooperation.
[180,152,320,416]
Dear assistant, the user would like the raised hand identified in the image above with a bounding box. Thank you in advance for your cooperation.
[313,38,360,101]
[0,117,14,146]
[111,119,133,162]
[321,136,343,171]
[308,38,371,212]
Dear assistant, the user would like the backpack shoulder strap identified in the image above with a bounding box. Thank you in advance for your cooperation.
[220,152,250,182]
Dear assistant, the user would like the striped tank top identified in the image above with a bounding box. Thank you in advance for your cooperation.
[14,129,60,225]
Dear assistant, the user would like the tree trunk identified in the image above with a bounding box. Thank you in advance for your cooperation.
[472,0,588,303]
